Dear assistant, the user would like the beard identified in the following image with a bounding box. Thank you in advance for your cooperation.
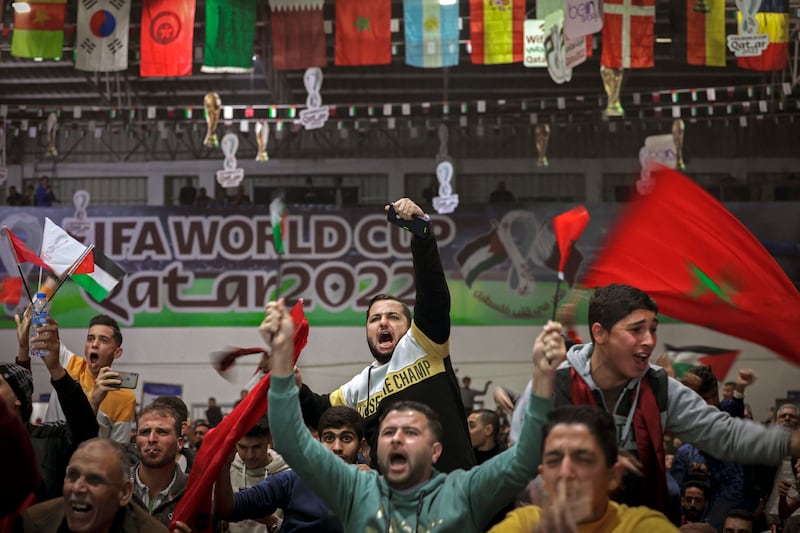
[367,338,394,365]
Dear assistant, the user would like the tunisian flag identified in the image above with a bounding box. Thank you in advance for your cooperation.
[269,0,326,71]
[171,301,309,533]
[335,0,391,66]
[140,0,195,77]
[601,0,655,68]
[581,165,800,364]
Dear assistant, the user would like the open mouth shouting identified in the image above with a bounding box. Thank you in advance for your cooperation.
[377,330,394,351]
[387,451,408,475]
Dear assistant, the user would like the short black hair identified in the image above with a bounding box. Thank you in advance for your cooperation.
[366,294,411,325]
[682,479,710,499]
[724,509,754,525]
[587,284,658,343]
[379,400,442,442]
[542,405,618,467]
[139,401,182,436]
[89,314,123,346]
[318,406,365,440]
[245,416,271,439]
[687,365,719,397]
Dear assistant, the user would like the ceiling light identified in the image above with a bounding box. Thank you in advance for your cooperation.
[13,2,32,13]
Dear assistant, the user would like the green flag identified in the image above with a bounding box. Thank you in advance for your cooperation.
[201,0,256,73]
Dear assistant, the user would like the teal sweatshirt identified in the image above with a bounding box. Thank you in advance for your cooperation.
[268,373,553,532]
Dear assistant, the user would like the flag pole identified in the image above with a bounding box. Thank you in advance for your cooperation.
[551,272,564,321]
[2,226,34,304]
[47,244,95,304]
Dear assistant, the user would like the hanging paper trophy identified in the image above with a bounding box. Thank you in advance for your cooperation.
[255,120,270,161]
[672,119,686,170]
[298,68,330,130]
[535,123,551,167]
[216,133,244,188]
[600,66,624,117]
[432,123,459,214]
[46,112,58,157]
[203,92,222,147]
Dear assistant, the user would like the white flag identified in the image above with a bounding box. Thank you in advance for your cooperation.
[40,218,93,278]
[75,0,131,72]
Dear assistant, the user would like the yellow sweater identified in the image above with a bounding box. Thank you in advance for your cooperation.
[488,501,679,533]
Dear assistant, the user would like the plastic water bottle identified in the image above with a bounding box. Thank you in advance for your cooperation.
[29,292,50,357]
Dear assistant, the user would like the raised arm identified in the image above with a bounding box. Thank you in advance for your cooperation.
[386,198,449,344]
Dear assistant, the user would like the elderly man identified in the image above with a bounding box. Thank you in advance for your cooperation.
[14,438,167,532]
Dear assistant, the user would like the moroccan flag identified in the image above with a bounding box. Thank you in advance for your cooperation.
[3,227,48,271]
[171,301,309,533]
[10,0,66,59]
[404,0,459,68]
[601,0,655,69]
[666,344,739,381]
[736,0,789,71]
[40,218,94,278]
[335,0,391,66]
[140,0,196,77]
[75,0,131,72]
[553,205,590,276]
[71,249,125,302]
[201,0,255,73]
[269,197,287,254]
[269,0,326,71]
[469,0,525,65]
[0,277,23,305]
[686,0,725,67]
[581,165,800,364]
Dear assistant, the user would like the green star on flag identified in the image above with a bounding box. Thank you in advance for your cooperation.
[354,15,371,32]
[687,262,739,306]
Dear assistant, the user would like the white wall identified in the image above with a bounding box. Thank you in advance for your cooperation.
[7,322,799,423]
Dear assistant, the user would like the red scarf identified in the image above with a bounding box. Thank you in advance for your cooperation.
[171,302,309,532]
[570,367,668,513]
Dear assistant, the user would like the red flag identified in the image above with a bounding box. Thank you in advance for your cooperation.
[335,0,391,66]
[3,227,48,270]
[0,277,23,304]
[269,0,326,71]
[171,301,309,532]
[601,0,655,68]
[140,0,196,77]
[581,165,800,364]
[553,205,590,275]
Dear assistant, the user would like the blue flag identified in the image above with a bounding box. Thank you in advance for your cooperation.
[404,0,459,68]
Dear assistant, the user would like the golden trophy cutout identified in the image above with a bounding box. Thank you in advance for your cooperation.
[601,66,625,117]
[203,92,222,147]
[535,124,551,167]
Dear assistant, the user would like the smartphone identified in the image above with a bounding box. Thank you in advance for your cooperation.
[111,371,139,389]
[386,204,430,239]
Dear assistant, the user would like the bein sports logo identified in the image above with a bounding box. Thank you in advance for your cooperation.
[568,0,600,24]
[150,12,182,45]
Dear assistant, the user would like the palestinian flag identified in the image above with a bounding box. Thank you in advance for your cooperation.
[456,229,508,287]
[665,344,739,381]
[71,249,125,301]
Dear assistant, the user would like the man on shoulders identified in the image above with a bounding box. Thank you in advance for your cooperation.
[293,198,474,472]
[489,405,679,532]
[44,314,135,444]
[14,437,168,532]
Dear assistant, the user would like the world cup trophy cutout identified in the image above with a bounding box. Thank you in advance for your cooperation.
[255,120,270,162]
[46,112,58,157]
[204,92,222,147]
[535,123,551,167]
[672,119,686,170]
[601,66,625,117]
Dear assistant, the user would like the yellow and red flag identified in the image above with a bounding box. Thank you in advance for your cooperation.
[469,0,525,65]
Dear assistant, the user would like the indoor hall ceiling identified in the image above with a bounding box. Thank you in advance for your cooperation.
[0,1,798,126]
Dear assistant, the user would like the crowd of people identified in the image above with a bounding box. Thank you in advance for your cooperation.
[2,197,800,533]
